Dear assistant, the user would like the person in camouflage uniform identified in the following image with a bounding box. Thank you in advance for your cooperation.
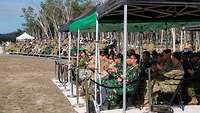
[107,53,123,79]
[102,53,140,106]
[184,53,200,105]
[143,50,184,106]
[123,54,140,95]
[101,53,123,106]
[140,51,152,105]
[152,52,184,101]
[78,48,89,80]
[76,48,90,97]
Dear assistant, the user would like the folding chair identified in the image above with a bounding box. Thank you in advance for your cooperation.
[169,78,184,110]
[151,77,185,113]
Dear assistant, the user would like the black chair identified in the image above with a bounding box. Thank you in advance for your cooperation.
[152,78,185,112]
[169,78,184,110]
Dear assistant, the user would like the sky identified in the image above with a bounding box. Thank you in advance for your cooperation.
[0,0,43,34]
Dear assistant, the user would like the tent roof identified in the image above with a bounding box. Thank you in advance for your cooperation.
[69,9,200,32]
[69,0,200,32]
[97,0,200,23]
[16,32,35,40]
[69,10,96,32]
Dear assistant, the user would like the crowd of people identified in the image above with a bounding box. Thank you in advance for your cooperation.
[6,39,58,55]
[74,44,200,110]
[4,37,200,109]
[5,38,97,57]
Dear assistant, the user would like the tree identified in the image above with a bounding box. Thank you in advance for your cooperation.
[21,6,37,35]
[21,0,92,40]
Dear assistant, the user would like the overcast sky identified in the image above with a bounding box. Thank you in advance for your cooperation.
[0,0,43,34]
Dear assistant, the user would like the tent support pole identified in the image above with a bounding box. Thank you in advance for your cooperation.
[97,31,102,107]
[95,14,100,113]
[123,4,127,113]
[76,29,80,105]
[68,32,73,97]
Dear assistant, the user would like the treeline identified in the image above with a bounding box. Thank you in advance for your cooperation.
[21,0,93,40]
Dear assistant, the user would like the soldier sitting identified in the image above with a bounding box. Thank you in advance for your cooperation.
[152,52,184,104]
[102,53,140,107]
[184,53,200,105]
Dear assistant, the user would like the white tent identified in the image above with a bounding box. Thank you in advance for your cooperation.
[16,32,35,41]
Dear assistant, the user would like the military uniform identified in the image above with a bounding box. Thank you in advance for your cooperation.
[185,61,200,99]
[103,63,140,106]
[124,64,140,95]
[152,62,184,93]
[101,63,123,105]
[78,55,89,80]
[109,63,123,79]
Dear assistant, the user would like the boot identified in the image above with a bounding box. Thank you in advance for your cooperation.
[188,96,198,105]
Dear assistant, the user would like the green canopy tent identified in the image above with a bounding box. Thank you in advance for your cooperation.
[69,10,200,32]
[68,4,200,112]
[97,0,200,113]
[69,10,96,32]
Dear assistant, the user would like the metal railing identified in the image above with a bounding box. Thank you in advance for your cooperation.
[8,52,76,59]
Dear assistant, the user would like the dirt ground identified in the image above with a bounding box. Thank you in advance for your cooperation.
[0,55,76,113]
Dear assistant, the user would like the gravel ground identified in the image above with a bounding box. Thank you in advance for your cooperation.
[0,55,76,113]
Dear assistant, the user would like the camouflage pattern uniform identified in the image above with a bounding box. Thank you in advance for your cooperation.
[152,62,184,93]
[103,64,140,105]
[78,55,89,80]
